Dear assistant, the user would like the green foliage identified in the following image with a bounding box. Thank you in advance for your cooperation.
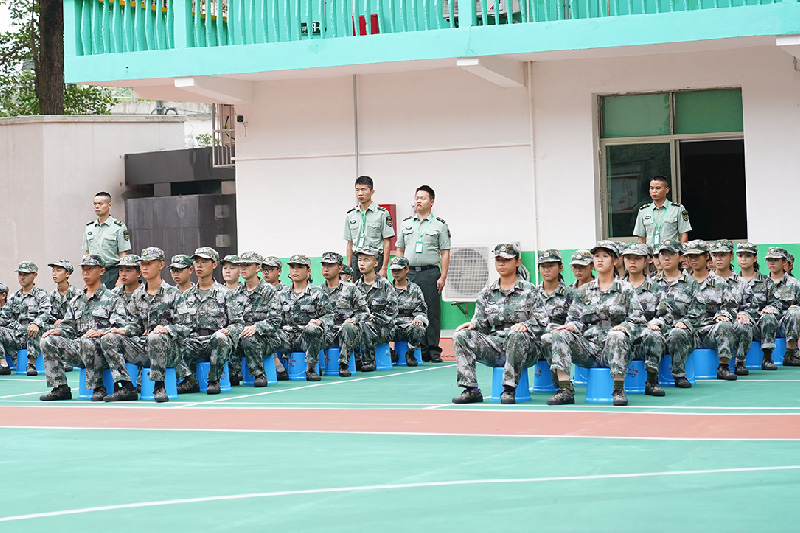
[195,133,220,147]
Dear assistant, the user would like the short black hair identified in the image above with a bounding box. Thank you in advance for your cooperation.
[416,185,435,200]
[355,176,373,189]
[95,191,112,200]
[650,176,670,187]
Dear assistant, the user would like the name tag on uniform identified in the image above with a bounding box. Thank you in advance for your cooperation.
[415,242,424,253]
[357,235,365,248]
[653,233,661,245]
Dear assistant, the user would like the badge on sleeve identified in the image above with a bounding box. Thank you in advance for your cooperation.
[123,230,130,241]
[682,210,689,221]
[386,215,393,228]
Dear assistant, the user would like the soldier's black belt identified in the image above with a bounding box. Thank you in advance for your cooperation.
[196,328,215,336]
[493,323,516,332]
[410,265,438,272]
[398,312,414,318]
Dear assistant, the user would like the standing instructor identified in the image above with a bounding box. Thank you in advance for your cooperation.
[396,185,450,363]
[633,176,691,246]
[83,192,131,288]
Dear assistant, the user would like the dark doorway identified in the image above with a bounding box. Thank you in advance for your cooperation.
[679,139,747,241]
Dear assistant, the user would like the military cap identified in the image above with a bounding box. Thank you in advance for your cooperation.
[170,254,193,269]
[80,254,104,267]
[0,282,8,294]
[192,247,219,263]
[764,247,787,260]
[237,251,264,265]
[611,240,627,256]
[288,254,311,266]
[736,242,757,255]
[538,249,562,264]
[493,243,520,259]
[220,255,239,265]
[683,240,710,255]
[788,253,795,265]
[140,247,166,262]
[389,256,410,270]
[47,259,74,274]
[709,239,734,254]
[591,240,619,257]
[320,251,344,265]
[118,254,141,268]
[356,246,381,258]
[622,243,650,257]
[262,256,282,268]
[342,265,354,276]
[655,240,683,254]
[16,261,38,273]
[570,250,593,267]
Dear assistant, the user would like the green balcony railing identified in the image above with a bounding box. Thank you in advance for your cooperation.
[71,0,796,55]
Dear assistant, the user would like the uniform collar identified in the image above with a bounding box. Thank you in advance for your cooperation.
[587,278,621,292]
[95,216,116,227]
[358,202,377,213]
[414,212,434,222]
[488,278,524,292]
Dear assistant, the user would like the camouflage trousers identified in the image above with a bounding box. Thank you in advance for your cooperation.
[393,319,426,351]
[324,322,361,364]
[453,328,541,389]
[236,332,282,378]
[759,308,800,347]
[40,334,129,389]
[100,332,183,382]
[696,321,735,360]
[732,321,754,362]
[281,323,325,368]
[547,329,631,377]
[665,327,695,378]
[0,326,40,366]
[633,327,666,373]
[755,312,779,350]
[184,332,233,381]
[359,321,393,364]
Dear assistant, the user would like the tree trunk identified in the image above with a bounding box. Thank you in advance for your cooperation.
[36,0,65,115]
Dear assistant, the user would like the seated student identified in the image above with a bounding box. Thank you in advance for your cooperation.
[170,255,194,293]
[0,283,7,309]
[319,251,369,377]
[622,243,669,396]
[388,256,426,368]
[737,243,779,370]
[452,243,547,405]
[535,249,572,388]
[261,256,289,380]
[763,247,800,366]
[101,247,184,403]
[710,239,755,376]
[229,252,282,387]
[788,253,795,277]
[0,262,51,376]
[547,241,645,406]
[221,255,241,292]
[355,247,398,373]
[653,240,702,387]
[279,254,333,381]
[47,260,78,372]
[569,250,594,289]
[684,240,738,381]
[112,255,142,303]
[340,265,355,283]
[40,255,136,402]
[175,247,242,395]
[611,241,626,275]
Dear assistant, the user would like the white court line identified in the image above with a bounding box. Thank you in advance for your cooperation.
[0,391,44,400]
[1,465,798,522]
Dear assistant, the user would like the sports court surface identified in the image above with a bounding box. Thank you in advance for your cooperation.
[1,354,799,531]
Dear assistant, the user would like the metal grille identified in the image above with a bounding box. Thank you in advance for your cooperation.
[212,103,235,168]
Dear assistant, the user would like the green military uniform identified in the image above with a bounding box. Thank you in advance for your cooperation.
[83,215,132,288]
[633,200,691,246]
[0,262,51,372]
[395,213,451,362]
[763,248,800,365]
[355,247,398,367]
[320,252,369,367]
[390,256,428,366]
[343,202,394,279]
[49,285,79,326]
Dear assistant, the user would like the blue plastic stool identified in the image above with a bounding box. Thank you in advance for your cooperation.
[78,368,115,400]
[196,362,232,392]
[241,357,255,385]
[375,344,392,370]
[4,353,15,371]
[263,354,279,384]
[490,367,531,402]
[573,365,588,386]
[745,341,762,370]
[693,348,718,379]
[141,367,178,401]
[586,367,614,403]
[624,360,645,394]
[774,338,786,366]
[532,360,557,393]
[659,355,675,387]
[685,351,697,385]
[394,341,423,367]
[324,348,356,376]
[287,352,319,381]
[15,349,44,375]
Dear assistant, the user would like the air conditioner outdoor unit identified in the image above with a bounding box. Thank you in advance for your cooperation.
[443,242,520,303]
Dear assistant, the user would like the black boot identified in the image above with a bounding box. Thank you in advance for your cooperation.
[104,381,138,402]
[338,362,351,377]
[177,375,200,394]
[762,352,778,371]
[612,388,628,406]
[717,363,737,381]
[645,372,665,396]
[734,360,749,376]
[152,381,169,403]
[452,388,483,404]
[546,388,575,406]
[40,384,72,401]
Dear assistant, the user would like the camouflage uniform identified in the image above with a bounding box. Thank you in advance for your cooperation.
[743,270,778,350]
[766,272,800,343]
[41,282,130,389]
[653,269,701,377]
[0,264,51,367]
[627,277,671,373]
[537,249,573,369]
[320,279,369,364]
[392,279,428,350]
[454,276,548,390]
[693,272,738,360]
[717,272,756,361]
[356,274,398,365]
[230,277,283,378]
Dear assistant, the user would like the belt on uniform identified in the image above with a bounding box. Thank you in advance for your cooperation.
[493,323,516,332]
[409,265,438,272]
[196,328,215,336]
[397,312,414,318]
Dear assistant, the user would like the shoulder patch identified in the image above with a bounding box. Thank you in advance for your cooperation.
[123,230,130,241]
[386,215,393,228]
[682,210,689,221]
[639,203,651,210]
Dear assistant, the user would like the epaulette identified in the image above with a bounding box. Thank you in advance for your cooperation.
[377,205,388,211]
[86,220,94,225]
[403,216,413,221]
[114,219,123,226]
[347,207,357,213]
[639,203,651,210]
[645,282,652,291]
[436,216,447,224]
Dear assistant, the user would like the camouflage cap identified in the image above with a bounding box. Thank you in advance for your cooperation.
[170,255,193,269]
[764,247,787,260]
[611,240,627,256]
[79,254,104,267]
[570,250,593,267]
[709,239,734,254]
[237,251,264,265]
[220,255,239,265]
[622,243,650,257]
[538,249,562,264]
[683,240,710,255]
[736,242,757,255]
[342,265,354,276]
[388,256,410,270]
[287,254,311,266]
[0,282,7,294]
[47,259,74,274]
[493,243,520,259]
[118,254,141,268]
[656,239,683,254]
[16,261,38,273]
[591,240,619,257]
[262,256,282,269]
[192,247,219,263]
[789,253,795,265]
[320,251,344,265]
[140,247,166,262]
[356,246,381,258]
